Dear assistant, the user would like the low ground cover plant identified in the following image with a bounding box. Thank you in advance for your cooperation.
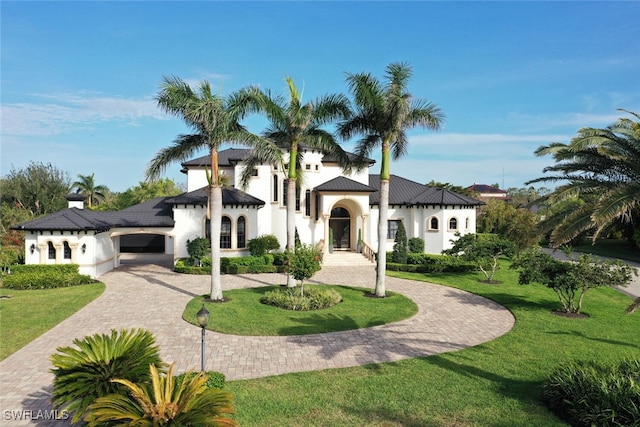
[542,358,640,426]
[261,286,342,311]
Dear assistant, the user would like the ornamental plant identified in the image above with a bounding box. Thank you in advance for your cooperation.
[284,243,322,296]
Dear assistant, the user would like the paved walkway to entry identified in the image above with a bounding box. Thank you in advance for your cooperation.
[0,259,514,426]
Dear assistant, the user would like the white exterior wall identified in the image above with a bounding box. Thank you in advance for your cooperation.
[172,204,208,258]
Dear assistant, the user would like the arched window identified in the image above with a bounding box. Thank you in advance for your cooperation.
[465,217,470,229]
[429,217,439,230]
[449,217,458,230]
[282,180,288,206]
[237,217,246,249]
[48,241,56,260]
[295,187,301,211]
[272,175,278,202]
[220,217,231,249]
[63,241,71,259]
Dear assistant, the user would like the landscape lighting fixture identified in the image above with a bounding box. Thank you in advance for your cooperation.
[196,304,210,371]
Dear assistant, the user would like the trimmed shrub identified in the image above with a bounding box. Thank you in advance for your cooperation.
[392,222,408,264]
[261,285,342,311]
[386,254,476,273]
[408,237,424,254]
[2,267,94,290]
[542,359,640,427]
[187,237,210,265]
[247,234,280,256]
[10,264,79,274]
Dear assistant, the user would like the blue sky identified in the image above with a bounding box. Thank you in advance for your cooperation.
[2,1,639,192]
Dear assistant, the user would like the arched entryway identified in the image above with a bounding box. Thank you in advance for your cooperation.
[329,207,351,250]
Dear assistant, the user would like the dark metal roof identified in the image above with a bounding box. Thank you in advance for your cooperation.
[166,186,265,207]
[467,184,507,194]
[181,147,374,169]
[181,148,250,169]
[314,176,376,193]
[369,175,484,207]
[12,197,176,232]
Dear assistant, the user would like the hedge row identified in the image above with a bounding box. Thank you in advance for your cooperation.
[10,264,80,275]
[2,269,95,290]
[175,254,288,275]
[386,253,477,273]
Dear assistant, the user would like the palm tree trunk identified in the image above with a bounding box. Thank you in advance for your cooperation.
[375,178,389,297]
[209,184,223,300]
[286,178,296,287]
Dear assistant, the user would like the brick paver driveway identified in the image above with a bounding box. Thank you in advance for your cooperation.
[0,257,514,426]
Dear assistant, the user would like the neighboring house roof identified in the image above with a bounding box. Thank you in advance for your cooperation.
[467,184,508,195]
[11,197,175,232]
[314,176,376,193]
[369,175,484,207]
[166,186,265,207]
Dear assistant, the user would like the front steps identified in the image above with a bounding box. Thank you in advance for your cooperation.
[322,250,375,267]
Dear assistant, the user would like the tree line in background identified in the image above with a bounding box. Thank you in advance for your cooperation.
[0,163,184,266]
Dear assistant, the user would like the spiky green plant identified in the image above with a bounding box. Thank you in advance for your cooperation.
[85,363,238,427]
[50,328,162,424]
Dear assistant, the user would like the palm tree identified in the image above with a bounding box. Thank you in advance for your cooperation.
[72,173,109,208]
[340,62,444,297]
[85,363,238,427]
[526,110,640,247]
[231,77,352,287]
[147,76,261,300]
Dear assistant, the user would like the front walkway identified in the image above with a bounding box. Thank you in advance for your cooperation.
[0,261,514,426]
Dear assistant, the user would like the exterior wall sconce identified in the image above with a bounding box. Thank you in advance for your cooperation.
[30,244,36,254]
[81,243,87,254]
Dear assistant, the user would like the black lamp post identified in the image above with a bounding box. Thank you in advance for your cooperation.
[196,304,210,372]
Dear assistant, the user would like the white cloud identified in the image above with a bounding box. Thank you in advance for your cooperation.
[0,92,166,136]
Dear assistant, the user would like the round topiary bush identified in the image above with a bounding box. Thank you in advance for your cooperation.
[261,286,342,311]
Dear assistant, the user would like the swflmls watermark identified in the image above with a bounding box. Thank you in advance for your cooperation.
[4,409,70,421]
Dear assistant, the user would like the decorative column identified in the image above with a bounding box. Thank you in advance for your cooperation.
[322,214,330,254]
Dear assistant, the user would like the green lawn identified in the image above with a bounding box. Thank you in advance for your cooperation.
[183,285,418,335]
[0,283,105,360]
[225,263,639,426]
[573,238,640,263]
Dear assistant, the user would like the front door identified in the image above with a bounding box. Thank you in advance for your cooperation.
[329,207,351,250]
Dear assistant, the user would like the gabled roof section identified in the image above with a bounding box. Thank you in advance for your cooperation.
[368,175,484,207]
[166,186,265,207]
[314,176,376,193]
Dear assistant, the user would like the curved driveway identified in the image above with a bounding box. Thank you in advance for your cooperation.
[0,258,514,426]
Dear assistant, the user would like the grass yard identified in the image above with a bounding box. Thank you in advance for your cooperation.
[183,285,418,335]
[225,262,639,426]
[0,283,105,360]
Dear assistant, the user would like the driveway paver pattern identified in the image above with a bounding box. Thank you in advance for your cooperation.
[0,258,514,426]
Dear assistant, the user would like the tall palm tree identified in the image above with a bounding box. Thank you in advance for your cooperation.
[527,109,640,247]
[147,76,260,300]
[231,77,352,287]
[72,173,109,208]
[340,62,444,297]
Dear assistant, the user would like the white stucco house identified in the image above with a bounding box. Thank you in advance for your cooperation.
[13,147,483,278]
